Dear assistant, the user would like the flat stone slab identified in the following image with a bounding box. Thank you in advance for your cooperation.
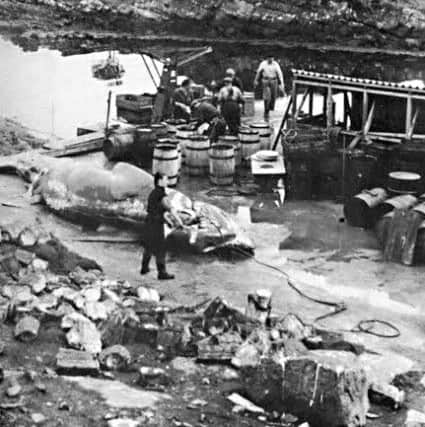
[56,348,99,375]
[65,377,171,409]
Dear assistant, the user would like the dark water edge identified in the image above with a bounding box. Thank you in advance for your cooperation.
[7,31,425,93]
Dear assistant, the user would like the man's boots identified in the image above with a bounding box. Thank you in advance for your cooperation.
[157,263,174,280]
[140,254,151,275]
[158,272,175,280]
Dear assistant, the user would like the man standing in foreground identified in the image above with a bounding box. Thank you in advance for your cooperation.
[140,173,183,280]
[254,56,285,120]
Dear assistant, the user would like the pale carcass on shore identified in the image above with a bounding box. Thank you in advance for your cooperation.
[0,151,254,254]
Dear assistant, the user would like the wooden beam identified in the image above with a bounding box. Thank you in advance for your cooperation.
[326,84,334,129]
[341,130,402,144]
[407,108,419,141]
[293,79,425,101]
[343,91,351,129]
[294,88,310,121]
[308,89,314,117]
[43,130,106,157]
[362,90,368,129]
[291,80,297,127]
[272,96,293,151]
[406,93,413,137]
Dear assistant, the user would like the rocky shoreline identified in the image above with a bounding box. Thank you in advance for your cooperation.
[1,0,425,54]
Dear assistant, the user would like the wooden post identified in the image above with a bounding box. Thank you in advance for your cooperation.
[294,88,310,122]
[362,90,368,129]
[105,90,112,136]
[406,93,413,137]
[308,89,314,118]
[343,91,351,130]
[326,84,333,129]
[272,96,293,151]
[291,80,297,128]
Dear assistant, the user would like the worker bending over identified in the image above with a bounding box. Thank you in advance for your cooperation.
[173,78,193,121]
[140,173,183,280]
[218,77,244,135]
[254,56,285,120]
[191,99,226,143]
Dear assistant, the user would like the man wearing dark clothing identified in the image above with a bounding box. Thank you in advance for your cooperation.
[220,68,244,93]
[218,77,244,135]
[192,100,227,143]
[140,173,183,280]
[173,78,193,121]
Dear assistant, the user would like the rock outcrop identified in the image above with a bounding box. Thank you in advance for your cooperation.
[4,0,425,51]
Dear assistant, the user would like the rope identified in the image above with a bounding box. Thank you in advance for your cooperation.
[350,319,401,338]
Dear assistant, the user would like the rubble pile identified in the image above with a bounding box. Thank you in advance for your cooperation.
[0,223,422,426]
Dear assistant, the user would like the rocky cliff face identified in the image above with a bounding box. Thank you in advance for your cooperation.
[5,0,425,50]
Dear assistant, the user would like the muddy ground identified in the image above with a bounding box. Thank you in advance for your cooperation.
[1,123,425,426]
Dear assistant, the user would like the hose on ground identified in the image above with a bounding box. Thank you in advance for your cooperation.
[230,246,401,338]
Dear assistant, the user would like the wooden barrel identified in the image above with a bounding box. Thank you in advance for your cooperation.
[103,133,134,161]
[165,119,187,133]
[133,127,155,167]
[250,122,272,150]
[150,123,168,139]
[218,135,241,167]
[158,138,182,173]
[344,188,388,228]
[186,135,210,176]
[338,149,377,202]
[176,124,196,165]
[152,144,180,187]
[209,144,235,186]
[238,128,260,164]
[388,171,422,195]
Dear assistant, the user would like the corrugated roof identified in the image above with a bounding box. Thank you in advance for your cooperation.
[292,69,425,93]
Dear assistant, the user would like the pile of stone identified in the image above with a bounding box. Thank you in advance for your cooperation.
[0,223,418,427]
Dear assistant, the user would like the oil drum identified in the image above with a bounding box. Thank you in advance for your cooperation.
[387,171,422,196]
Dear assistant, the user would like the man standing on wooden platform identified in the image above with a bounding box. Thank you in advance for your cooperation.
[254,55,285,121]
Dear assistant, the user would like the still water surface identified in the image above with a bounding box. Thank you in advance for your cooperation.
[0,38,161,139]
[1,36,425,139]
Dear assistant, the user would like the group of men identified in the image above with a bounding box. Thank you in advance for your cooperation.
[171,55,285,143]
[140,55,285,280]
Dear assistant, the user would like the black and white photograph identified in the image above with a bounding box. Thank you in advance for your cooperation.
[0,1,424,426]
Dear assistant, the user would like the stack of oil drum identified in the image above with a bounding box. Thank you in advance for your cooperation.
[344,140,425,264]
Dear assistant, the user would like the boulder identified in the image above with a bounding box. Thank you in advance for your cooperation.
[99,345,131,371]
[14,316,40,342]
[282,351,369,427]
[241,354,285,411]
[62,313,102,354]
